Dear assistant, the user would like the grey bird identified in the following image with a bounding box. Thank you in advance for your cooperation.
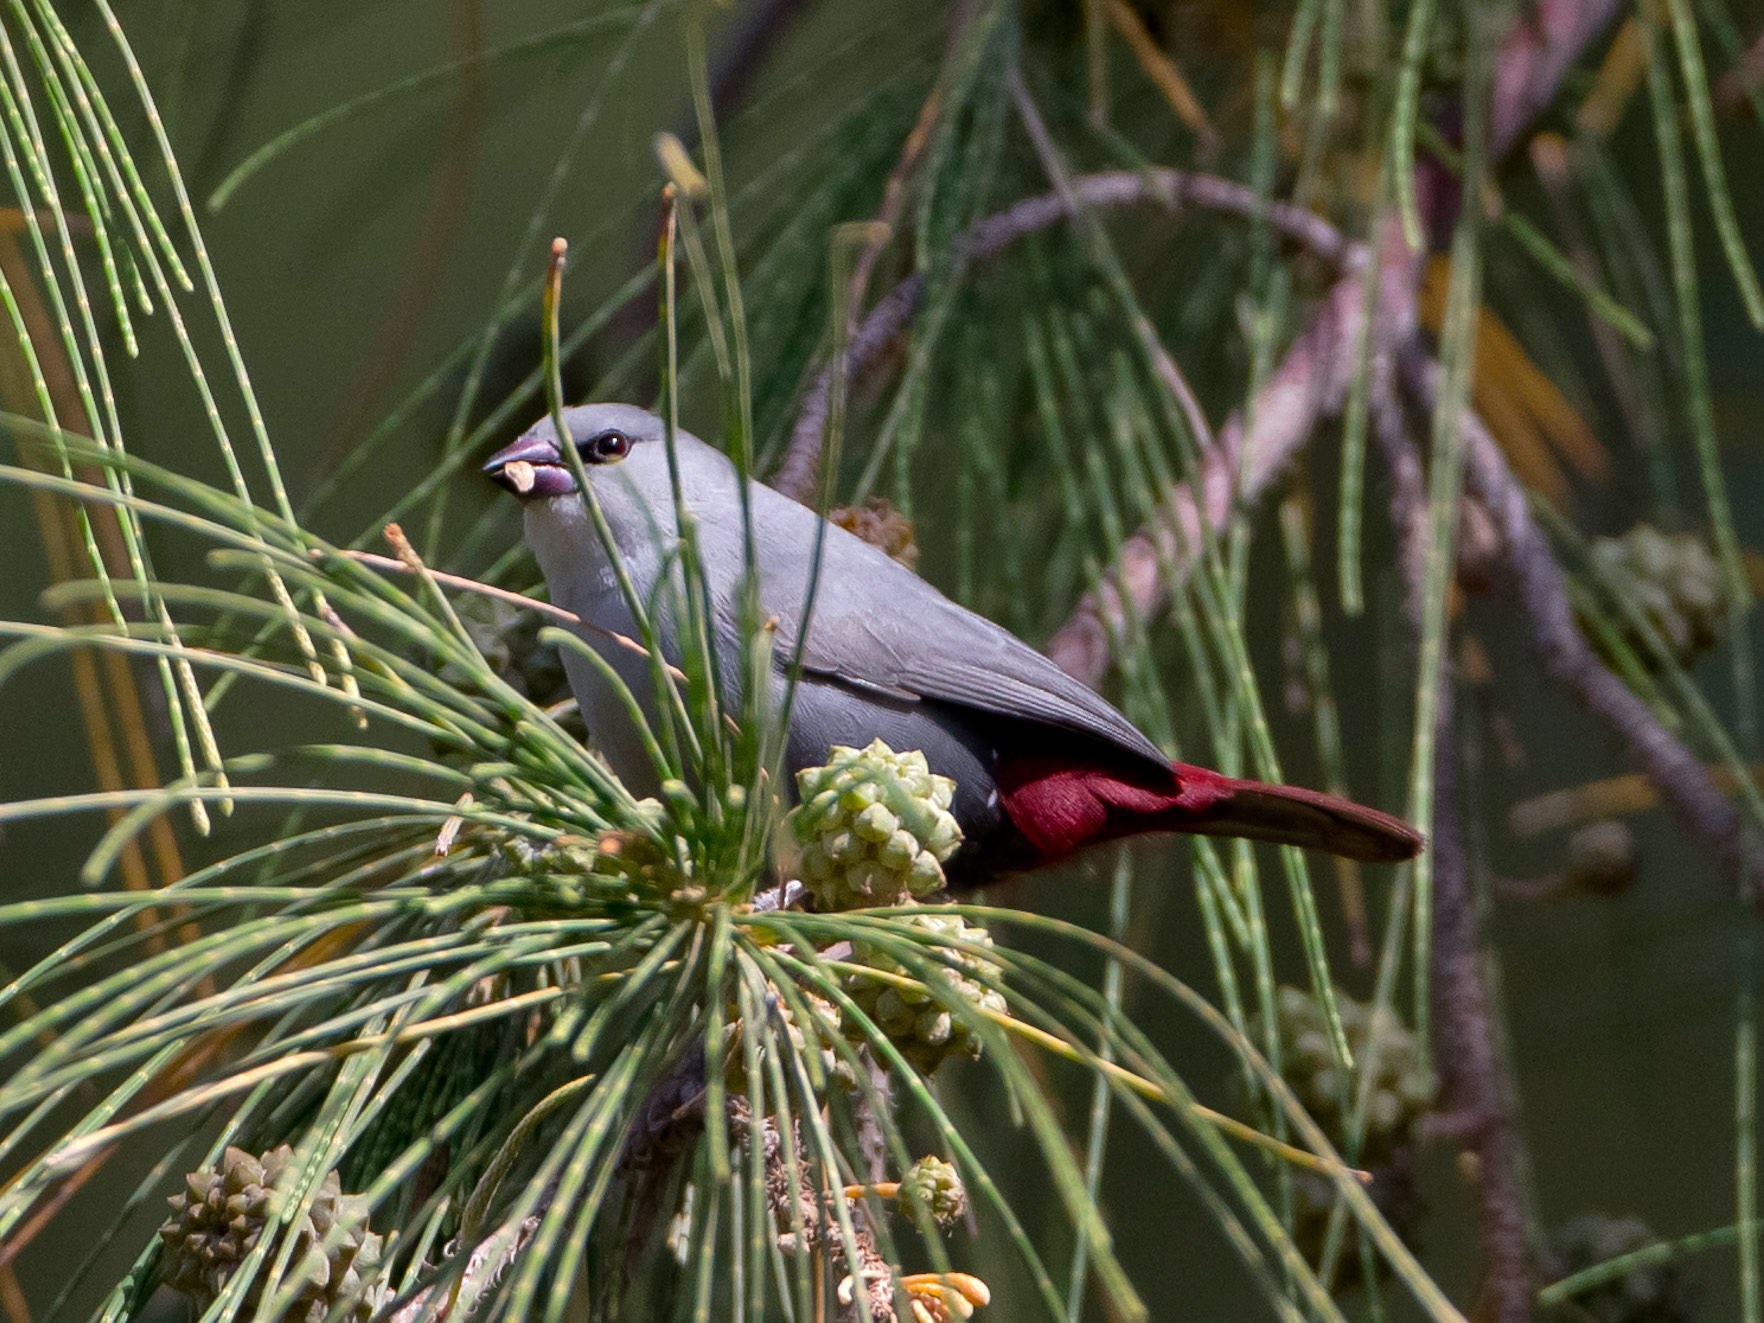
[484,404,1421,888]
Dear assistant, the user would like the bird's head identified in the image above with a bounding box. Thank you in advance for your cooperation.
[482,403,668,501]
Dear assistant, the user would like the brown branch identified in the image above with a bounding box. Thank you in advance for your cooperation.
[768,11,1635,1311]
[1007,70,1220,460]
[0,1264,25,1323]
[336,545,687,682]
[1365,309,1752,1323]
[702,0,819,128]
[1370,368,1534,1322]
[1400,352,1759,894]
[774,168,1353,502]
[768,10,1642,1323]
[1429,697,1534,1323]
[613,1046,899,1322]
[1508,764,1764,838]
[1042,0,1625,685]
[752,1109,896,1323]
[0,220,196,1046]
[1374,247,1750,1311]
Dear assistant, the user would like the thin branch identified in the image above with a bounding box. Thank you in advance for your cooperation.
[1429,696,1534,1323]
[1007,70,1220,459]
[334,547,687,681]
[1488,0,1624,158]
[774,168,1353,501]
[1372,367,1534,1323]
[1041,0,1622,686]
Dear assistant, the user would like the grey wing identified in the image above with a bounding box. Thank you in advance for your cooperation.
[750,495,1166,768]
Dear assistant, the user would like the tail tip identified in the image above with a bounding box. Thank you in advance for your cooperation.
[1195,769,1427,863]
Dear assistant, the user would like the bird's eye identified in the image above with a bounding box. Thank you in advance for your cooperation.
[587,430,631,462]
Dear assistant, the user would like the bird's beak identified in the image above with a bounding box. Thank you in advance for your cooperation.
[483,431,579,500]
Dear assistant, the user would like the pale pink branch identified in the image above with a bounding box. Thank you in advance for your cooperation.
[1489,0,1623,157]
[1044,228,1422,685]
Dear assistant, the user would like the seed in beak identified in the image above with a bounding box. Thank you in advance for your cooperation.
[504,460,537,494]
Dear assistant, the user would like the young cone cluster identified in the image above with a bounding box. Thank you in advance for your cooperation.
[1586,523,1730,667]
[751,744,998,1317]
[1243,987,1437,1287]
[158,1145,385,1322]
[844,912,1007,1075]
[722,989,855,1097]
[898,1154,968,1227]
[1253,985,1436,1164]
[779,740,1007,1076]
[497,800,672,908]
[786,740,962,910]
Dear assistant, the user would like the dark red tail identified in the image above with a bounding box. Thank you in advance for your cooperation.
[1163,764,1424,863]
[996,757,1424,868]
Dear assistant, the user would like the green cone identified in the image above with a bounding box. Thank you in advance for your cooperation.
[1587,524,1730,668]
[1251,985,1435,1166]
[844,913,1007,1076]
[898,1154,967,1226]
[158,1144,385,1323]
[786,740,962,910]
[722,989,857,1098]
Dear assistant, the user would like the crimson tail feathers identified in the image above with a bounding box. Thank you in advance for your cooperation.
[1172,766,1424,864]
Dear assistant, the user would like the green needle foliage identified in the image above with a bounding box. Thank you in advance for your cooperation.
[1,2,1762,1322]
